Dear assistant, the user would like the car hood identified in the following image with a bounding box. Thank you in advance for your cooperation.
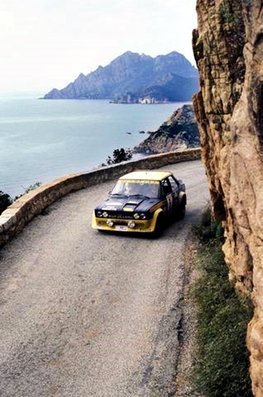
[96,196,160,212]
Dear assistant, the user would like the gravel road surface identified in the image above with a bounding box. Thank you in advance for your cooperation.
[0,160,209,397]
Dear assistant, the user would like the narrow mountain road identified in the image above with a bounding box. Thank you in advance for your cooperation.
[0,160,209,397]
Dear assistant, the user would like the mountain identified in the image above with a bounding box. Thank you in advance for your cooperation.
[134,104,200,154]
[43,51,199,101]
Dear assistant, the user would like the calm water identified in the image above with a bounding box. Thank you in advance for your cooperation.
[0,99,184,197]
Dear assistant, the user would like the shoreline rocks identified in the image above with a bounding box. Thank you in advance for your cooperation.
[134,104,200,154]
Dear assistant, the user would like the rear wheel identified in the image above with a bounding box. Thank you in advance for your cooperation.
[177,202,186,220]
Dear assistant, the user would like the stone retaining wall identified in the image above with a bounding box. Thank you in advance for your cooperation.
[0,148,201,248]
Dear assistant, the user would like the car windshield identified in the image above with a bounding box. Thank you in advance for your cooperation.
[111,180,160,198]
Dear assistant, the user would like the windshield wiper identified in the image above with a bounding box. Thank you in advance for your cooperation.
[110,193,128,198]
[128,194,150,199]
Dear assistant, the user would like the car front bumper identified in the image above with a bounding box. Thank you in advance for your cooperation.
[92,213,157,233]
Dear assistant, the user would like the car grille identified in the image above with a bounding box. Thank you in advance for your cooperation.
[105,211,134,220]
[95,210,153,220]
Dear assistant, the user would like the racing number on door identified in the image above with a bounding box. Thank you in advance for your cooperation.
[166,193,173,212]
[162,178,173,213]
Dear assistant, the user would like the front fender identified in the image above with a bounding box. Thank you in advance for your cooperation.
[151,208,165,229]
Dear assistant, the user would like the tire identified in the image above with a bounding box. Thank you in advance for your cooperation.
[152,214,165,238]
[177,202,186,220]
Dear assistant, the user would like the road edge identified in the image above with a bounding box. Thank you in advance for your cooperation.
[174,229,202,397]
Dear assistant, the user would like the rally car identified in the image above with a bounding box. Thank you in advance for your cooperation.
[92,170,186,236]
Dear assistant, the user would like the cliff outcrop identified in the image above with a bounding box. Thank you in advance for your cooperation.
[193,1,263,395]
[134,104,200,154]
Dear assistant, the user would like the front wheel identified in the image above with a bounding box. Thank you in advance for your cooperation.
[152,214,165,238]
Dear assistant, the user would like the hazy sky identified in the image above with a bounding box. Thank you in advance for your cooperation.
[1,0,197,94]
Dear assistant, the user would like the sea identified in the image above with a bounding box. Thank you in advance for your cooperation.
[0,97,185,198]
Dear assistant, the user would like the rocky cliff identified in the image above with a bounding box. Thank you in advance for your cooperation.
[134,104,199,154]
[193,1,263,395]
[43,51,198,101]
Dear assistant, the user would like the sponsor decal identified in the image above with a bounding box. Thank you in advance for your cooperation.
[121,179,159,184]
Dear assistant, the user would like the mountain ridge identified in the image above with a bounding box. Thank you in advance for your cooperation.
[44,51,199,101]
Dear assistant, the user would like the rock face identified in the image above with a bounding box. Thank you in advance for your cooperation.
[43,51,199,101]
[134,104,199,154]
[193,1,263,395]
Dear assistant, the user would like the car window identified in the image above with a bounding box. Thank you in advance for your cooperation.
[168,176,179,193]
[111,180,160,198]
[161,178,172,195]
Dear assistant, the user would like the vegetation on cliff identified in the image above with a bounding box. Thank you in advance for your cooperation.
[191,208,253,397]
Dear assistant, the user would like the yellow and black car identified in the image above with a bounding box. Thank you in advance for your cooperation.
[92,170,186,236]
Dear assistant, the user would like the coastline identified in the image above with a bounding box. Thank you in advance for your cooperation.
[0,99,182,198]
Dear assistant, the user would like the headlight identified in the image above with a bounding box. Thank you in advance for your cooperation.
[97,211,103,217]
[140,213,146,220]
[128,221,136,228]
[134,213,140,220]
[102,211,108,218]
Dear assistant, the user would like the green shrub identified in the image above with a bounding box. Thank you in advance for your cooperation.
[193,204,223,242]
[106,148,133,165]
[191,208,253,397]
[219,0,237,25]
[23,182,42,194]
[14,182,42,200]
[0,191,13,215]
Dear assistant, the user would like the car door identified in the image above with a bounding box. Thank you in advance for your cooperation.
[168,176,180,210]
[161,178,174,215]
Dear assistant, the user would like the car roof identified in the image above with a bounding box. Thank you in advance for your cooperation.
[119,170,173,181]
